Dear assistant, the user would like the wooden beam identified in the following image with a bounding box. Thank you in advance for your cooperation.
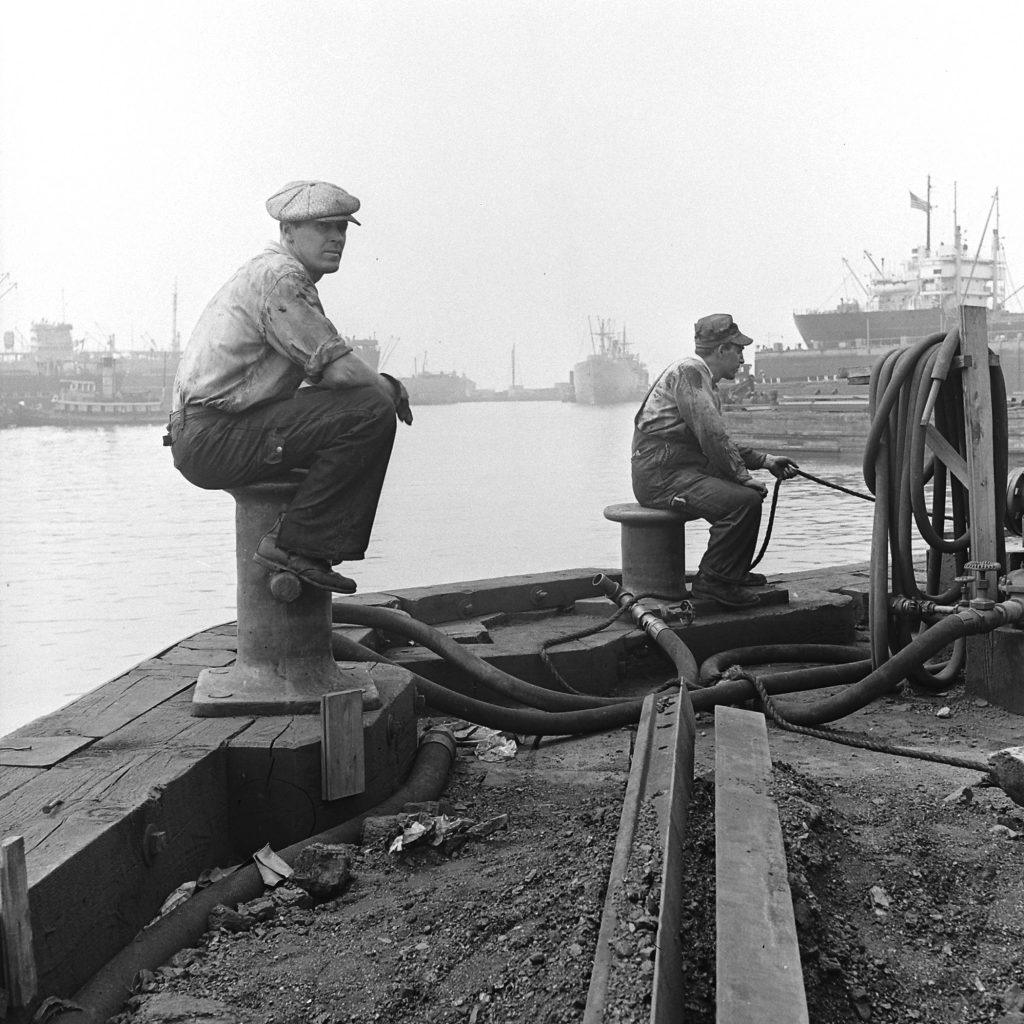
[321,690,365,801]
[1,836,38,1008]
[923,424,971,487]
[960,305,1000,575]
[715,707,808,1024]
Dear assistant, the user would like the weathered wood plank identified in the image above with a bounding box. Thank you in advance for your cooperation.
[0,736,94,768]
[715,707,808,1024]
[17,668,203,740]
[363,568,616,622]
[321,690,365,801]
[26,745,231,998]
[1,836,38,1007]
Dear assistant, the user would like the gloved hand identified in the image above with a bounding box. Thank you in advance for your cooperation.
[765,454,799,480]
[381,373,414,426]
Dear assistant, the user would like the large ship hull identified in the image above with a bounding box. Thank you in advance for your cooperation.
[571,355,648,405]
[793,307,1024,348]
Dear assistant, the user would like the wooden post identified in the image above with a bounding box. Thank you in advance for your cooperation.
[960,304,1003,701]
[321,690,365,801]
[960,304,1000,584]
[1,836,38,1008]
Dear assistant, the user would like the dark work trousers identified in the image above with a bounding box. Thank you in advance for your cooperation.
[630,429,764,583]
[169,384,397,564]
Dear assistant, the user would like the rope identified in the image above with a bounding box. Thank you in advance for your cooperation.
[749,476,782,570]
[794,467,876,503]
[750,467,876,571]
[741,670,992,775]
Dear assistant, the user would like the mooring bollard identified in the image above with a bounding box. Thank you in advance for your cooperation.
[192,471,371,717]
[603,502,692,601]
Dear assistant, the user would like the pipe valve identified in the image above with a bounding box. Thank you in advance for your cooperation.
[964,560,1001,611]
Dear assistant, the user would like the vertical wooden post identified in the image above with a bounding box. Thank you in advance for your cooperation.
[1,836,38,1008]
[960,304,1001,700]
[321,690,365,801]
[960,305,999,583]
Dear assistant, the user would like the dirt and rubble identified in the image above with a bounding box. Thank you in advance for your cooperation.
[105,681,1024,1024]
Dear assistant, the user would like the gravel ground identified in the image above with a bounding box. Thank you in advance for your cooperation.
[110,683,1024,1024]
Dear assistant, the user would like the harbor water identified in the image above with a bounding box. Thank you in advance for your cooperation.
[0,402,880,735]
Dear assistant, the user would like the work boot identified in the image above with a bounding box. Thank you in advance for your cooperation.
[253,532,357,594]
[690,574,759,609]
[737,571,768,587]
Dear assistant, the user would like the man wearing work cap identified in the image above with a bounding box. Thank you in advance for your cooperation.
[166,180,412,593]
[631,313,799,609]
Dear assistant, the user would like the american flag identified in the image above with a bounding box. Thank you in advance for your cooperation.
[909,190,931,212]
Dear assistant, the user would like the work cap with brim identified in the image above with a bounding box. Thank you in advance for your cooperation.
[266,180,361,225]
[694,313,753,349]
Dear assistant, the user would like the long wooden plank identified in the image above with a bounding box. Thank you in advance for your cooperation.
[715,706,808,1024]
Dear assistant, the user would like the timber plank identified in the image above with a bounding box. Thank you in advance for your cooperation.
[0,736,94,767]
[1,836,38,1008]
[157,647,236,667]
[25,746,231,998]
[20,668,202,739]
[173,633,239,651]
[376,568,616,622]
[715,707,808,1024]
[90,692,251,750]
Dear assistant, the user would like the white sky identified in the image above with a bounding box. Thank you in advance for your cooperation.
[2,0,1024,389]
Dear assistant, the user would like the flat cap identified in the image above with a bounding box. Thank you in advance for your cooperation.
[694,313,753,350]
[266,180,361,225]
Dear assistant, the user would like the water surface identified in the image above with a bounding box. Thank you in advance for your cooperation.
[0,403,877,734]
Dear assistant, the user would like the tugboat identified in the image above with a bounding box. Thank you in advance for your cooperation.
[12,352,169,426]
[570,317,649,405]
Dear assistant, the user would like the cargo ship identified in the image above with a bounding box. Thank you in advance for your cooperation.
[757,186,1024,393]
[569,317,649,405]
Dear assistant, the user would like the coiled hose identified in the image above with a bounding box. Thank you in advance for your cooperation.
[697,326,1012,720]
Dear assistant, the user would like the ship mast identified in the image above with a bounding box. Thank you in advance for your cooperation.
[992,188,1003,311]
[171,280,180,353]
[953,182,961,314]
[925,174,932,253]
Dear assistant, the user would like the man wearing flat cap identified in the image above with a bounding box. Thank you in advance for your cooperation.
[631,314,798,609]
[166,179,412,593]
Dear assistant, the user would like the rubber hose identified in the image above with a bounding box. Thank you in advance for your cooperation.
[741,603,1020,725]
[331,631,647,735]
[591,573,699,688]
[689,660,873,711]
[331,602,644,710]
[65,730,457,1024]
[698,644,872,685]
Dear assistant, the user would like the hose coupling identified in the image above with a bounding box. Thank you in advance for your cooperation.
[888,596,954,618]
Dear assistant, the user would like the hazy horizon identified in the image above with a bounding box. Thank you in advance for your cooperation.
[3,1,1023,390]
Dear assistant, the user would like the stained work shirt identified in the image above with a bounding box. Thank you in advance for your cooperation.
[173,242,352,413]
[634,355,766,483]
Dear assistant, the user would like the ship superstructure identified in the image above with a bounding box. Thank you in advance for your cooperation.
[570,318,649,405]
